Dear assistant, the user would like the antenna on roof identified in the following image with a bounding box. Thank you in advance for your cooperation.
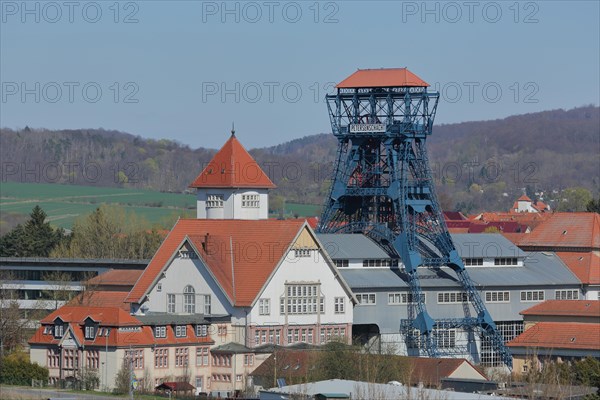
[231,122,236,137]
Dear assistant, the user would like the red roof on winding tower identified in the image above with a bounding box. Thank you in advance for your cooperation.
[336,68,429,88]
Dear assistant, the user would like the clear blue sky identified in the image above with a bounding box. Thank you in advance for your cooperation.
[1,1,599,149]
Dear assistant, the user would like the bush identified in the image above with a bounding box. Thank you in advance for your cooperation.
[0,353,48,385]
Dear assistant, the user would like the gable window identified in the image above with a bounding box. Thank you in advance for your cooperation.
[175,325,187,338]
[154,326,167,338]
[167,294,176,313]
[258,299,270,315]
[184,285,196,314]
[204,295,211,315]
[356,293,376,305]
[157,283,162,292]
[196,324,208,337]
[241,194,259,208]
[294,249,311,258]
[85,325,96,340]
[207,194,224,208]
[283,284,323,314]
[334,297,345,313]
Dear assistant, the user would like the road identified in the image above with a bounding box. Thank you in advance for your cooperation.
[0,386,129,400]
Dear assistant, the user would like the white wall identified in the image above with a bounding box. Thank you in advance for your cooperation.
[140,256,234,317]
[247,248,353,327]
[196,189,269,220]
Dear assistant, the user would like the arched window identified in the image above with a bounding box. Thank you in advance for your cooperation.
[184,285,195,314]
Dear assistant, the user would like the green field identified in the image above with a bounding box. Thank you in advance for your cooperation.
[0,182,321,230]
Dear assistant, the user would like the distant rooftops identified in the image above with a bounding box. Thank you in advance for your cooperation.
[520,300,600,318]
[336,68,429,88]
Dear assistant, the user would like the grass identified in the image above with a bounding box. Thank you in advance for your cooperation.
[0,182,196,229]
[0,182,322,230]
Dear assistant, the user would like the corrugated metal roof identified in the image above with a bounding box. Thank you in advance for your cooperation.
[451,233,525,258]
[316,234,389,259]
[339,252,581,289]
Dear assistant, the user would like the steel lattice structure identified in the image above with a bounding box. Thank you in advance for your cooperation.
[317,69,512,368]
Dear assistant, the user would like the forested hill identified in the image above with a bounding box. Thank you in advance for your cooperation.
[1,106,598,212]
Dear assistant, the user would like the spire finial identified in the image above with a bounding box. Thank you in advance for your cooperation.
[231,122,235,137]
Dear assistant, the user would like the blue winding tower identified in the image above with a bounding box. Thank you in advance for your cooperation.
[317,68,512,368]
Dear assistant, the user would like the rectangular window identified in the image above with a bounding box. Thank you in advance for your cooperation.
[464,258,484,266]
[520,290,545,302]
[494,257,518,266]
[433,329,456,348]
[241,194,260,208]
[86,350,100,369]
[485,291,510,303]
[154,326,167,338]
[175,348,188,367]
[47,349,60,368]
[356,293,376,305]
[334,297,345,313]
[437,291,471,304]
[157,283,162,292]
[196,347,210,366]
[244,354,254,366]
[388,292,426,304]
[283,284,322,314]
[167,294,176,313]
[555,289,579,300]
[175,325,187,338]
[334,259,349,268]
[125,349,144,370]
[258,299,270,315]
[207,194,224,208]
[204,295,211,315]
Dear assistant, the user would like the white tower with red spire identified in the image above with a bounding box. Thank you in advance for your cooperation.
[189,129,276,220]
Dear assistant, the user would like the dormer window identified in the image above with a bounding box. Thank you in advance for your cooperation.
[43,325,52,334]
[85,326,96,340]
[175,325,187,338]
[54,324,64,338]
[154,326,167,338]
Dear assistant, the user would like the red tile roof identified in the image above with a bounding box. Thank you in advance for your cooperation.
[556,252,600,285]
[29,305,214,348]
[409,357,487,385]
[87,269,143,287]
[336,68,429,88]
[507,322,600,351]
[520,300,600,318]
[518,195,532,202]
[126,219,306,306]
[40,306,139,326]
[470,212,550,230]
[189,134,276,189]
[518,212,600,250]
[67,291,130,311]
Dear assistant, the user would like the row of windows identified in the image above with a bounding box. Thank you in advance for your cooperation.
[407,329,456,349]
[166,290,211,314]
[253,326,347,345]
[464,258,483,266]
[153,324,210,339]
[259,295,345,315]
[1,270,97,282]
[494,258,519,266]
[555,289,579,300]
[438,292,472,304]
[520,290,544,302]
[155,346,215,369]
